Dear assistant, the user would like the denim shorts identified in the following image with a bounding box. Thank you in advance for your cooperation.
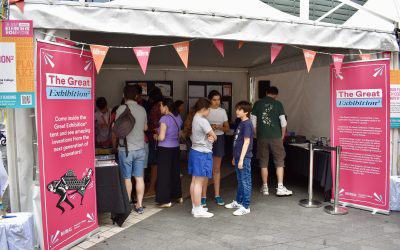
[118,148,146,178]
[188,149,213,178]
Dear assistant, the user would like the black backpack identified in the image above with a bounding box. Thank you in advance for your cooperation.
[112,105,135,156]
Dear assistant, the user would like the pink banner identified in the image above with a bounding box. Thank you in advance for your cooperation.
[330,59,390,213]
[270,44,283,64]
[37,41,98,250]
[133,47,151,74]
[1,20,32,37]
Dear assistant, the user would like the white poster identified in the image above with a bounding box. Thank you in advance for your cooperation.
[188,85,204,97]
[207,85,223,96]
[188,98,198,110]
[0,42,17,92]
[155,83,171,97]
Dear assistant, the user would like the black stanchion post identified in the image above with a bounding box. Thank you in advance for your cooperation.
[324,146,348,215]
[299,143,322,208]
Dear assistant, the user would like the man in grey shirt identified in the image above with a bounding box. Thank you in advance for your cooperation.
[115,85,148,214]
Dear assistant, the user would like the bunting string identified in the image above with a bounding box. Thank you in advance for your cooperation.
[35,30,390,75]
[36,30,385,57]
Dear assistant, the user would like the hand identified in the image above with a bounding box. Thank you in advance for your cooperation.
[153,134,158,140]
[238,160,244,169]
[231,158,235,166]
[207,135,215,143]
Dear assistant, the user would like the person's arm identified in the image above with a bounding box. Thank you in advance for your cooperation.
[201,117,217,142]
[220,121,230,133]
[207,129,217,141]
[238,137,250,169]
[157,123,167,141]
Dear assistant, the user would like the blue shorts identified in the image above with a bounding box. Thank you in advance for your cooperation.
[118,148,146,178]
[188,149,213,178]
[212,135,225,158]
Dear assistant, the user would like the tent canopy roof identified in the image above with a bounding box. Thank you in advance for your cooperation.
[11,0,399,51]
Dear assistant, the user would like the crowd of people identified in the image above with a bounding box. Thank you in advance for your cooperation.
[95,84,292,218]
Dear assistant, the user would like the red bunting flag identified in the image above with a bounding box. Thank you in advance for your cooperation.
[332,54,345,75]
[90,45,109,74]
[382,51,391,59]
[303,49,317,73]
[9,0,24,13]
[55,38,78,47]
[213,40,224,57]
[238,41,245,49]
[359,54,371,61]
[133,47,152,75]
[271,44,284,64]
[173,41,189,68]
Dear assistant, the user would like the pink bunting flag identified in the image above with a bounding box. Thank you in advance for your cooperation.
[133,47,152,75]
[90,45,109,74]
[213,40,224,57]
[359,54,371,61]
[271,44,284,64]
[303,49,317,73]
[332,54,345,75]
[9,0,24,13]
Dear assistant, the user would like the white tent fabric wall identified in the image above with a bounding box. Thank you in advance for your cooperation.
[9,0,399,51]
[96,65,249,120]
[255,66,331,140]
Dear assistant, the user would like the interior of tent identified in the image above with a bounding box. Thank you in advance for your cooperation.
[70,30,356,140]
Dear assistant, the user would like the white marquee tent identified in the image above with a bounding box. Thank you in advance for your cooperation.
[6,0,400,248]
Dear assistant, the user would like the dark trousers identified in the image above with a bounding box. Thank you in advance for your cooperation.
[156,146,182,204]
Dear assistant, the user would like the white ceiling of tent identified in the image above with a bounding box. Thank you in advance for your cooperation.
[105,0,300,21]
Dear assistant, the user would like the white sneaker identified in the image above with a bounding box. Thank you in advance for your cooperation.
[260,185,269,195]
[225,200,243,209]
[191,207,208,214]
[233,206,250,216]
[276,186,293,196]
[193,209,214,218]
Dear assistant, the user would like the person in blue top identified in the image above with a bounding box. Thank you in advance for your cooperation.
[225,101,254,216]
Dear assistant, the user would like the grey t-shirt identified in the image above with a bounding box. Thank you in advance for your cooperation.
[116,100,147,151]
[191,113,213,153]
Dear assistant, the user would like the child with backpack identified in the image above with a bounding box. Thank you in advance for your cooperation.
[225,101,254,216]
[187,98,217,218]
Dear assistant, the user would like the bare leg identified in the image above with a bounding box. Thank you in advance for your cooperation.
[201,178,208,199]
[212,157,222,197]
[190,176,195,206]
[124,179,132,202]
[276,167,284,184]
[261,167,269,185]
[135,177,145,208]
[146,165,157,195]
[193,177,206,207]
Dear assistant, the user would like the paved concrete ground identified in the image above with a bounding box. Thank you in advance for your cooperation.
[90,172,400,250]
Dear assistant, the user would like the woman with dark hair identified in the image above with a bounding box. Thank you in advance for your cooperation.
[202,90,230,207]
[188,98,217,218]
[174,100,185,116]
[144,87,163,198]
[154,98,183,207]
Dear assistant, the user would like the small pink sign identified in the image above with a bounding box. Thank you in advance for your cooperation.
[2,20,33,37]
